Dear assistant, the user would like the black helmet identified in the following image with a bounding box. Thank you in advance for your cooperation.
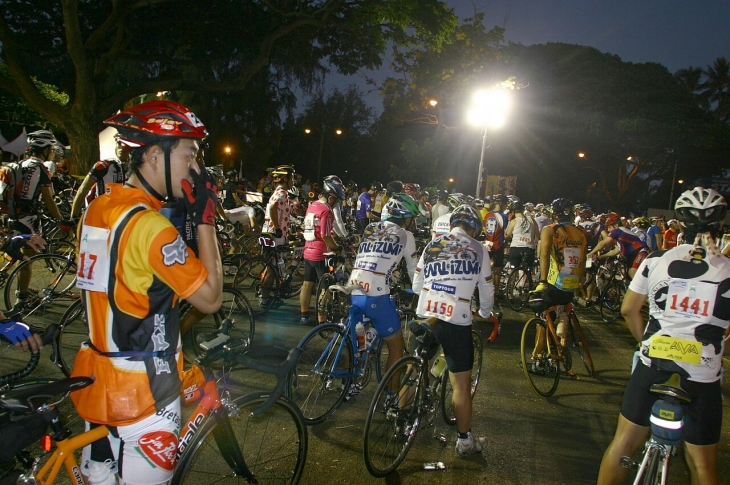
[370,181,384,191]
[551,198,573,219]
[226,170,237,179]
[507,199,524,213]
[437,189,449,200]
[449,204,483,233]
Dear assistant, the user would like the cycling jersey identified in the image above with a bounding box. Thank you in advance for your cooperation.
[15,158,51,217]
[262,185,290,240]
[663,228,678,249]
[646,224,662,250]
[412,227,494,325]
[356,191,372,220]
[350,221,417,297]
[546,223,586,291]
[89,159,125,197]
[221,180,238,209]
[632,227,649,247]
[431,212,451,239]
[608,226,648,263]
[71,183,208,426]
[303,200,334,261]
[629,244,730,383]
[578,221,604,251]
[483,210,506,251]
[508,215,537,249]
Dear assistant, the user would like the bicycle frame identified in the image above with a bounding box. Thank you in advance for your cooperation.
[21,370,254,484]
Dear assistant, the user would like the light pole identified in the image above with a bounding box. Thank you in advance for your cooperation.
[305,127,343,182]
[467,89,510,198]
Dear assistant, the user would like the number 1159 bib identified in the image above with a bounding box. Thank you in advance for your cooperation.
[77,225,111,292]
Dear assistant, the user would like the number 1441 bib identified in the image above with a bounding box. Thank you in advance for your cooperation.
[664,279,717,323]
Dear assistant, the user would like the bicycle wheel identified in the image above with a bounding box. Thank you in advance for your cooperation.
[57,299,87,377]
[282,257,304,297]
[398,308,418,356]
[233,257,279,316]
[288,323,353,425]
[520,317,561,398]
[441,329,483,424]
[599,279,626,323]
[181,287,255,364]
[566,311,595,377]
[363,356,424,477]
[506,268,532,312]
[3,254,78,321]
[173,392,307,485]
[315,273,345,323]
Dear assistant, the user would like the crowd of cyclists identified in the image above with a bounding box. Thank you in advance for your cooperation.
[0,98,728,484]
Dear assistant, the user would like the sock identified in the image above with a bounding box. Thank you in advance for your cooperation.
[457,430,471,441]
[300,311,310,320]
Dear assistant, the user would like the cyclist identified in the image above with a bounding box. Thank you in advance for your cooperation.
[70,138,128,219]
[300,177,345,325]
[534,198,587,342]
[259,165,295,306]
[662,218,680,249]
[69,100,222,485]
[631,216,651,247]
[8,130,70,303]
[597,187,730,485]
[432,192,464,239]
[324,174,349,238]
[647,215,664,250]
[356,181,381,235]
[587,212,649,279]
[412,204,493,456]
[505,199,539,271]
[483,194,508,297]
[431,189,450,221]
[349,193,419,382]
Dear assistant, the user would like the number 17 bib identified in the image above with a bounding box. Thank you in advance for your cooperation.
[77,225,111,292]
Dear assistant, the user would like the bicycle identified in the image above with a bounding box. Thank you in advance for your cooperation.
[233,233,305,316]
[288,284,396,425]
[314,251,353,324]
[504,256,538,312]
[520,298,595,398]
[1,322,308,485]
[620,373,691,485]
[362,317,483,477]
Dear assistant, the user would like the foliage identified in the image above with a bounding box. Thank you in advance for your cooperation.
[0,0,456,173]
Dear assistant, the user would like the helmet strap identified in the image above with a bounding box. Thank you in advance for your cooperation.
[133,167,166,202]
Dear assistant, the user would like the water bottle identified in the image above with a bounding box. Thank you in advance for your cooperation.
[355,322,366,351]
[335,268,345,284]
[430,353,447,377]
[87,460,116,485]
[365,325,378,350]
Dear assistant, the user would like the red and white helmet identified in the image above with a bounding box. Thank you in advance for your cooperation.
[105,100,207,148]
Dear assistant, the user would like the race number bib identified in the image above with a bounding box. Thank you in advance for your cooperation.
[423,283,458,318]
[563,247,580,269]
[555,273,579,290]
[664,279,717,323]
[76,225,110,292]
[303,213,318,241]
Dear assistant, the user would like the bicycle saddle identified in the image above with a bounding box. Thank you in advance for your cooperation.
[0,377,94,413]
[649,373,691,405]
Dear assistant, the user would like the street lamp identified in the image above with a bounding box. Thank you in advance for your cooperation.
[467,89,510,198]
[305,127,343,182]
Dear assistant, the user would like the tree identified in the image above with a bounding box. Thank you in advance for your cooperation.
[0,0,456,174]
[702,57,730,122]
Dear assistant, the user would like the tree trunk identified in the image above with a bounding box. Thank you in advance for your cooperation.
[63,109,102,176]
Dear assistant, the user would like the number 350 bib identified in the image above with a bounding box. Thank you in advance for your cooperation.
[76,225,111,292]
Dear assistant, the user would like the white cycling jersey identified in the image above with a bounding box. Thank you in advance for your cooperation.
[349,221,418,297]
[629,239,730,383]
[431,212,451,239]
[412,227,494,325]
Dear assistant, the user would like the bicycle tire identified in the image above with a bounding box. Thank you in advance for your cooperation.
[282,256,304,297]
[57,299,87,377]
[599,279,626,323]
[3,253,79,320]
[398,308,418,356]
[637,446,663,485]
[173,392,308,485]
[506,268,532,312]
[232,256,279,316]
[566,311,595,377]
[288,323,353,425]
[520,317,561,398]
[181,287,256,364]
[363,355,424,477]
[315,273,346,323]
[441,329,483,424]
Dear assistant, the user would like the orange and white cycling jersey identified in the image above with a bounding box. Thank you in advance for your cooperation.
[71,183,208,426]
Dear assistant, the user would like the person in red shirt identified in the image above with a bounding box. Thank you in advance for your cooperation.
[299,177,346,325]
[662,218,681,249]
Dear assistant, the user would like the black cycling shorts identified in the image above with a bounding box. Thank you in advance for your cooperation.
[621,363,722,445]
[431,321,473,374]
[489,247,505,268]
[303,259,327,283]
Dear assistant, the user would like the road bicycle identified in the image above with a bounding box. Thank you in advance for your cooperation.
[233,234,305,316]
[315,250,354,323]
[620,373,691,485]
[362,318,483,477]
[289,284,410,425]
[520,298,595,398]
[504,256,539,312]
[0,322,308,485]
